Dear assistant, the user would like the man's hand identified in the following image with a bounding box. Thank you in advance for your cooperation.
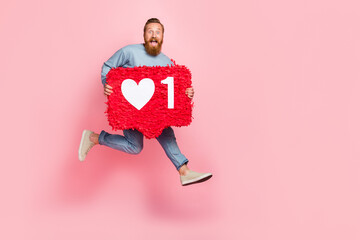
[104,84,113,96]
[185,87,194,99]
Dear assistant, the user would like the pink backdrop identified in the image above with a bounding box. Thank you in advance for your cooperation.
[1,0,360,239]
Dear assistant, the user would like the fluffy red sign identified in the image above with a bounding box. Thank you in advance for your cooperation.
[105,62,193,138]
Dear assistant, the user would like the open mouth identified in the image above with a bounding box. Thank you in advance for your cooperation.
[150,39,158,47]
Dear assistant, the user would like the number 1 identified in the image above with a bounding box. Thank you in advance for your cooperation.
[161,77,174,109]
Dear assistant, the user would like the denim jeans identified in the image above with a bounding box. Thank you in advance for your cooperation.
[98,127,188,171]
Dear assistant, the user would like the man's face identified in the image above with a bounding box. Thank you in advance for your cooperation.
[143,23,164,56]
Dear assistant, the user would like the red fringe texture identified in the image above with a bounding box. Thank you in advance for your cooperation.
[105,61,193,139]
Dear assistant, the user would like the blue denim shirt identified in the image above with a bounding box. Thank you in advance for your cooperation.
[101,44,173,85]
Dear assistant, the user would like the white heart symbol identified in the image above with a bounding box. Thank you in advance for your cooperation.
[121,78,155,110]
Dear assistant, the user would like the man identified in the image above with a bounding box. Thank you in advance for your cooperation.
[78,18,212,186]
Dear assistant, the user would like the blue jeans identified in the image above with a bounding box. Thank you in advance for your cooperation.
[98,127,189,171]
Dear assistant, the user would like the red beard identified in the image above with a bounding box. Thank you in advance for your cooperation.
[144,38,163,56]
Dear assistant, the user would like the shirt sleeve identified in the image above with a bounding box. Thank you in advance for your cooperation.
[101,48,128,85]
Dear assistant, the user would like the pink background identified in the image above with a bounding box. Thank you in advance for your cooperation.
[1,0,359,239]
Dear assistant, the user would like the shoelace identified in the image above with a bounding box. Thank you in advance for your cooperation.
[84,142,95,155]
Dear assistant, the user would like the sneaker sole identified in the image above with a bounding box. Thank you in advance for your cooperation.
[78,130,91,161]
[181,173,213,186]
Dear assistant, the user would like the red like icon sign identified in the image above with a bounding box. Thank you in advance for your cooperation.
[105,63,193,138]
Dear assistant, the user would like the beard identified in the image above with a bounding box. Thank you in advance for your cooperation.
[144,37,163,56]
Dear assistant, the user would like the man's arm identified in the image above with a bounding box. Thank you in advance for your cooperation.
[101,48,128,86]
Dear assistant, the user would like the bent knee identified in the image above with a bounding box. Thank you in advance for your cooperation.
[129,144,143,155]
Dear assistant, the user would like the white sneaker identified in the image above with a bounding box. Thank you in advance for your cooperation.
[78,130,95,161]
[180,170,212,186]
